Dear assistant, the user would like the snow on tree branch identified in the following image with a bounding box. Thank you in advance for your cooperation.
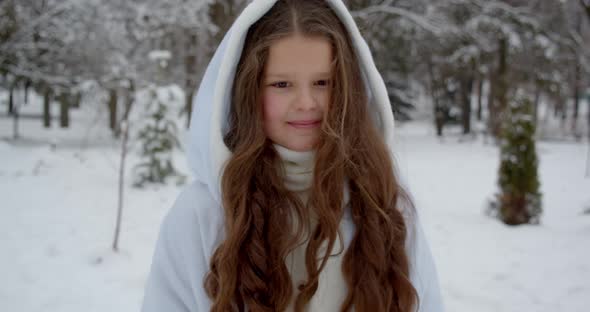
[351,1,444,35]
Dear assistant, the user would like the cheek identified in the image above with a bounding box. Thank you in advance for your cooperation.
[262,92,288,126]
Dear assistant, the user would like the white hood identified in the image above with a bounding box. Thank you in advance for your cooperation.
[187,0,396,204]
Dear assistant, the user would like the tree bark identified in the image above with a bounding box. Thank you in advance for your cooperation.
[24,80,31,105]
[113,121,129,252]
[13,107,19,140]
[108,88,119,137]
[122,80,135,122]
[572,6,581,138]
[560,98,567,128]
[426,57,443,136]
[460,75,474,134]
[477,78,483,121]
[185,88,194,129]
[487,71,495,133]
[572,61,580,137]
[8,84,14,115]
[184,51,196,129]
[490,38,508,139]
[59,93,70,128]
[209,1,244,46]
[43,87,52,128]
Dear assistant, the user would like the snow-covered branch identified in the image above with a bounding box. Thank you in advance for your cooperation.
[351,2,444,35]
[0,0,78,50]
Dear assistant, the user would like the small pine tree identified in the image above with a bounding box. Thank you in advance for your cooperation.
[133,87,184,188]
[490,95,542,225]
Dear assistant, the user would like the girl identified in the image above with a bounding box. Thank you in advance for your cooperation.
[141,0,444,311]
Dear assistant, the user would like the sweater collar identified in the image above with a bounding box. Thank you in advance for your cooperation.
[273,144,315,193]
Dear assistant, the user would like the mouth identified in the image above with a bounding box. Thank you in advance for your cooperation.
[287,120,322,129]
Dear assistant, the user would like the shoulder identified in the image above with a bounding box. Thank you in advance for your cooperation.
[141,181,222,312]
[160,181,223,260]
[169,181,217,213]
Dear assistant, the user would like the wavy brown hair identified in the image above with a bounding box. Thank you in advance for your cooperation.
[204,0,418,311]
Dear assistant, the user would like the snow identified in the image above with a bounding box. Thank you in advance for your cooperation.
[0,87,191,312]
[394,122,590,312]
[147,50,172,61]
[1,90,589,311]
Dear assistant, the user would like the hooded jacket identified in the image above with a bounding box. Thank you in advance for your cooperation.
[140,0,444,311]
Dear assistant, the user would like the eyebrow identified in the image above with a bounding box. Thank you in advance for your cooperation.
[265,72,333,79]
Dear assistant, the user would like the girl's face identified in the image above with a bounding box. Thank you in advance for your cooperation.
[261,34,333,151]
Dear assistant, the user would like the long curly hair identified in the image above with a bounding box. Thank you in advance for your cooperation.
[204,1,419,311]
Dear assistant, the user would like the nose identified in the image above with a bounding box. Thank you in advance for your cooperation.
[294,87,318,111]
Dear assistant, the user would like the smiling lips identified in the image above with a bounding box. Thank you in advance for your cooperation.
[287,120,322,129]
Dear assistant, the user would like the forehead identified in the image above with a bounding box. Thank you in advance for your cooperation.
[264,34,334,77]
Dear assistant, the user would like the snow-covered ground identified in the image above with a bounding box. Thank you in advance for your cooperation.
[1,90,589,311]
[394,123,590,312]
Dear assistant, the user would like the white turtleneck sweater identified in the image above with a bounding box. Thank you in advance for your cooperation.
[274,144,348,312]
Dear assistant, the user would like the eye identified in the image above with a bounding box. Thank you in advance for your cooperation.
[315,79,331,87]
[271,81,290,88]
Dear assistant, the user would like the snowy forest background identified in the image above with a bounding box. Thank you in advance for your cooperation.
[1,0,590,311]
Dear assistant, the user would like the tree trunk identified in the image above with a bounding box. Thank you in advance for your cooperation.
[12,88,19,139]
[185,88,194,129]
[560,98,567,128]
[43,87,52,128]
[184,43,197,129]
[108,88,119,137]
[435,116,444,137]
[477,78,483,121]
[113,121,130,252]
[491,38,508,139]
[572,60,580,137]
[460,75,473,134]
[8,84,15,115]
[487,73,496,139]
[209,1,244,47]
[59,93,70,128]
[426,57,443,136]
[122,80,135,122]
[24,80,31,105]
